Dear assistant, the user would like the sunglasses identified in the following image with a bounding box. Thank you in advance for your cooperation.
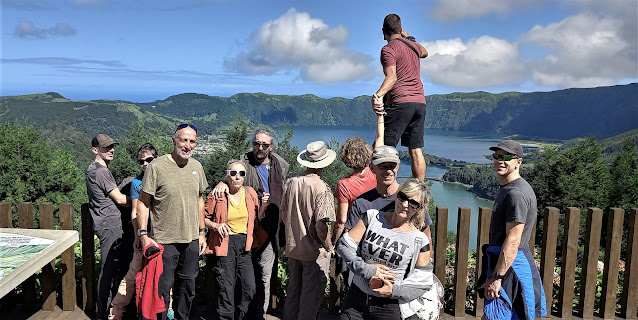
[492,153,518,161]
[137,156,155,165]
[397,191,422,210]
[175,123,197,133]
[253,141,271,149]
[227,170,246,177]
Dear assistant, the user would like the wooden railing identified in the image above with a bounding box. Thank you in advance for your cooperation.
[426,206,638,319]
[1,202,637,320]
[0,202,77,312]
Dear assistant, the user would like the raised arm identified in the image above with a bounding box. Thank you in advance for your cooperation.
[373,113,385,148]
[401,29,428,58]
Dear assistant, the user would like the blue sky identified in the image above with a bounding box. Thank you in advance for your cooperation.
[1,0,637,102]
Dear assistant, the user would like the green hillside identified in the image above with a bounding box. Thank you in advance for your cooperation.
[1,83,636,140]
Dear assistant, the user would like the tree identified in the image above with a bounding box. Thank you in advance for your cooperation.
[0,122,86,229]
[609,138,638,209]
[529,137,611,210]
[204,118,252,186]
[108,121,173,184]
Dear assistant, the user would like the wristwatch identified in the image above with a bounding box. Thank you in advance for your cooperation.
[138,229,148,237]
[199,228,206,233]
[406,36,416,42]
[492,270,505,281]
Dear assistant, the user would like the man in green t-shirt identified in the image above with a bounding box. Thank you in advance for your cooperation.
[137,124,208,320]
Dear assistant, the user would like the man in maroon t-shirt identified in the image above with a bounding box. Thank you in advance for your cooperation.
[372,13,429,181]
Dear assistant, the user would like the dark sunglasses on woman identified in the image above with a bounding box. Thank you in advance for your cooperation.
[397,191,422,210]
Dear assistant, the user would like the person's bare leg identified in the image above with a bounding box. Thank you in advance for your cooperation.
[409,147,426,181]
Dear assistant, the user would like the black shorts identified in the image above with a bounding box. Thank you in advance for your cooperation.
[383,101,426,149]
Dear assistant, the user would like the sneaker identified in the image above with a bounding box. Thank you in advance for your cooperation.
[167,308,174,320]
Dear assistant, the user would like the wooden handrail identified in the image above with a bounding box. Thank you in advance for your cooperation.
[2,201,637,319]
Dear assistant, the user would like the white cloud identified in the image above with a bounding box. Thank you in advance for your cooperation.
[523,13,637,87]
[432,0,541,22]
[225,8,374,83]
[14,21,77,38]
[422,36,524,87]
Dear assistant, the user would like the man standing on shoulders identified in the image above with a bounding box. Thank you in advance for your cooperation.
[212,127,289,318]
[85,134,131,320]
[371,13,429,181]
[482,140,546,320]
[281,141,336,320]
[345,145,432,253]
[137,124,208,320]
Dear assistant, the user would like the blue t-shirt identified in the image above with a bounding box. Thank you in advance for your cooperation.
[257,163,270,193]
[131,174,143,200]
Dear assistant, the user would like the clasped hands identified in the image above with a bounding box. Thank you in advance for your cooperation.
[371,93,385,116]
[368,263,395,297]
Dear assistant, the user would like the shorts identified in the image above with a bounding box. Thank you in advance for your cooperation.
[383,101,426,149]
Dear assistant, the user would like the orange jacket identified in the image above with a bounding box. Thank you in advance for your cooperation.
[204,186,258,256]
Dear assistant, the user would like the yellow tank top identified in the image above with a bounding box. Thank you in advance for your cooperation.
[227,188,248,235]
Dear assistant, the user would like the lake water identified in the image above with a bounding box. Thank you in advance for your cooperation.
[290,126,503,249]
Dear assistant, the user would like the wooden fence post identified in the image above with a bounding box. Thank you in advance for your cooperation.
[434,206,448,289]
[473,207,491,318]
[39,203,56,312]
[60,203,76,311]
[540,207,559,315]
[558,207,580,318]
[453,207,471,317]
[18,202,36,309]
[601,208,624,319]
[621,208,638,319]
[0,203,11,227]
[81,203,95,313]
[578,207,603,318]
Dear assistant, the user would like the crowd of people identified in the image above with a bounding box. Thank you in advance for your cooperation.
[84,13,546,320]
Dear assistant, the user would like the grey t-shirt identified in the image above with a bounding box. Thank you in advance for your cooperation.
[489,177,538,248]
[345,188,432,230]
[86,161,122,230]
[353,209,430,297]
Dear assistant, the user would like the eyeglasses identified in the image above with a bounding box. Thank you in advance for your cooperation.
[252,141,271,149]
[397,191,422,210]
[227,170,246,177]
[137,157,155,165]
[492,153,518,161]
[175,123,197,133]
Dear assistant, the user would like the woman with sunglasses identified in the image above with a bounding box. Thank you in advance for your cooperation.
[109,143,158,320]
[204,159,266,320]
[337,178,433,320]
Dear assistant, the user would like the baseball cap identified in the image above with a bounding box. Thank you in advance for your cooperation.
[91,134,119,148]
[489,140,523,158]
[371,145,400,165]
